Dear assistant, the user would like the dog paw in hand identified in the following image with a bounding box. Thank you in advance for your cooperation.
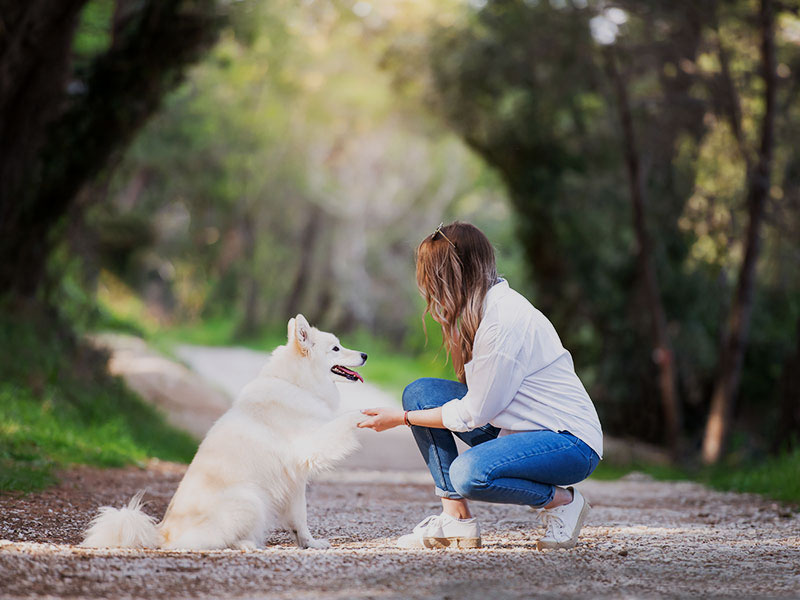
[342,411,365,427]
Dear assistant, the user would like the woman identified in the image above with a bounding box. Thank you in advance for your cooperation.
[358,222,602,550]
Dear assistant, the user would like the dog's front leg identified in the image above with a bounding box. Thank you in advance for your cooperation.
[284,484,330,549]
[301,411,362,472]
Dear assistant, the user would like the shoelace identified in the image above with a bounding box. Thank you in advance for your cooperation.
[531,507,547,526]
[540,510,567,538]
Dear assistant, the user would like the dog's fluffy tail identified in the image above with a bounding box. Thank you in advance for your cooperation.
[81,490,159,548]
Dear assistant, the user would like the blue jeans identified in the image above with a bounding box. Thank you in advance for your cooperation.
[403,378,600,507]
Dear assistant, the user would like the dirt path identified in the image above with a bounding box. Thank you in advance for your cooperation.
[1,342,799,598]
[2,463,798,599]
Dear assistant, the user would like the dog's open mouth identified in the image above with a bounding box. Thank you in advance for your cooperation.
[331,365,364,383]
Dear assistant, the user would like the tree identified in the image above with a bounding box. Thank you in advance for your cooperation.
[604,45,682,457]
[702,0,778,464]
[0,0,224,300]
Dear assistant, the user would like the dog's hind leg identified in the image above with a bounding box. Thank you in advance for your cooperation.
[162,486,267,550]
[233,539,259,551]
[283,483,330,549]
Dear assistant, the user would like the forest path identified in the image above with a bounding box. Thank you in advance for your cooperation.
[1,342,799,598]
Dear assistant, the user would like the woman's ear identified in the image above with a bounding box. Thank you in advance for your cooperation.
[293,314,312,355]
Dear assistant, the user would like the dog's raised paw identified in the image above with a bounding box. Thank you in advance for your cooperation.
[340,410,365,427]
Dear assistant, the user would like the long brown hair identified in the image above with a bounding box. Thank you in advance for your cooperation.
[416,222,498,382]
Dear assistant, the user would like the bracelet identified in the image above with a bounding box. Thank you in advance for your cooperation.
[404,410,411,426]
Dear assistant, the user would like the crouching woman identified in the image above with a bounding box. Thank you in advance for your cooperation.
[358,222,603,550]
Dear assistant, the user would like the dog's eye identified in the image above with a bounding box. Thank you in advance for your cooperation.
[332,346,340,352]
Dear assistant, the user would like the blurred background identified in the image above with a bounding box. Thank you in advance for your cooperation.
[1,0,799,498]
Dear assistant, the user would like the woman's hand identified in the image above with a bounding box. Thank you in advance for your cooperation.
[357,407,405,432]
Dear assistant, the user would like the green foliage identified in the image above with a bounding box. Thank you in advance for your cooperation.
[73,0,114,64]
[0,311,197,493]
[149,315,260,350]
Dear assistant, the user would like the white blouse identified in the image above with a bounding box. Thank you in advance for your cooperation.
[440,279,603,458]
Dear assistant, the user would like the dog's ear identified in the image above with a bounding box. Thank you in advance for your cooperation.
[287,317,296,343]
[293,314,312,355]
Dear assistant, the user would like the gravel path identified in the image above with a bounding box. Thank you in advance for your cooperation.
[1,342,799,598]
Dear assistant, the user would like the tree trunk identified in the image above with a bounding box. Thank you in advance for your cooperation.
[702,0,777,465]
[0,0,90,297]
[0,0,88,200]
[0,0,223,299]
[605,46,682,458]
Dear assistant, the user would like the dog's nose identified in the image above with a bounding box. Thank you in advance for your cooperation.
[361,352,368,361]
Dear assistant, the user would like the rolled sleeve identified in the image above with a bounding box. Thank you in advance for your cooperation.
[441,398,472,432]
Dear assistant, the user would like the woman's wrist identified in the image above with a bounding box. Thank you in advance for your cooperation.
[403,410,411,426]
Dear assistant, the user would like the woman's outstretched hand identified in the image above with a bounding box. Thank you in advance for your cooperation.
[357,407,405,432]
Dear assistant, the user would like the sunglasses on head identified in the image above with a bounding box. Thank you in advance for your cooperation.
[431,222,456,248]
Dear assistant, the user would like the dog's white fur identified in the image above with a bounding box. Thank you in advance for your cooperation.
[82,314,365,550]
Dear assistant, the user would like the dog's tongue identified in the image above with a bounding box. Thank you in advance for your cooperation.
[339,366,363,383]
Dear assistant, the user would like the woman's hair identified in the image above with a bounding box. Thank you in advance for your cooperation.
[415,221,497,382]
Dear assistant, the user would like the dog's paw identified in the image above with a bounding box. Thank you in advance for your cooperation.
[342,410,366,427]
[301,537,331,550]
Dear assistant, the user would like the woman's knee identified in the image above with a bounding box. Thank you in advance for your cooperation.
[449,454,487,500]
[402,378,435,411]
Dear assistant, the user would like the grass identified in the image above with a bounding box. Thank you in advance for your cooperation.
[588,450,800,506]
[588,460,687,482]
[707,448,800,504]
[0,310,197,493]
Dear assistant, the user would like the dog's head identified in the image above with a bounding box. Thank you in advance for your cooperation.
[287,314,367,383]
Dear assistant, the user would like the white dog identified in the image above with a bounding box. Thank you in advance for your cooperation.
[82,314,366,550]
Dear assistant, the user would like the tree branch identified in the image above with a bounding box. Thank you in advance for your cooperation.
[0,0,225,296]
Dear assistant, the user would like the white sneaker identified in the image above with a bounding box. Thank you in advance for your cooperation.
[396,513,482,549]
[537,487,590,550]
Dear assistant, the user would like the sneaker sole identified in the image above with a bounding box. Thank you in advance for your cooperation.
[422,536,482,549]
[536,500,591,551]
